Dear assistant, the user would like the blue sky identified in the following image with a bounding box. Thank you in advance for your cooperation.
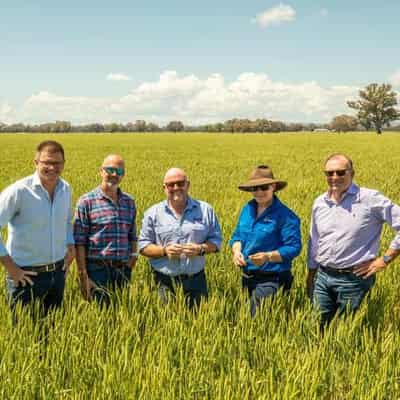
[1,0,399,125]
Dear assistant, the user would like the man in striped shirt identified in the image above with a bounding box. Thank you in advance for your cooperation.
[74,154,137,306]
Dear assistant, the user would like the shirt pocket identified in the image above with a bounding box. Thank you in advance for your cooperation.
[189,222,208,243]
[155,225,178,245]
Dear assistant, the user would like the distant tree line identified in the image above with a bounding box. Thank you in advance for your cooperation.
[1,84,399,134]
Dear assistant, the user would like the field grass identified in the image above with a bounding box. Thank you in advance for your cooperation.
[1,132,400,399]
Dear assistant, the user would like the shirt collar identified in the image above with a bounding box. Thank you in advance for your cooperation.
[249,195,280,216]
[94,185,123,200]
[323,183,359,203]
[32,171,62,191]
[163,196,196,213]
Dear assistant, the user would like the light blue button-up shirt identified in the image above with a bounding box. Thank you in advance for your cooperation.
[138,197,222,276]
[307,183,400,270]
[0,172,74,266]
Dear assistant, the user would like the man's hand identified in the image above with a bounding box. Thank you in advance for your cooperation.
[9,264,37,287]
[78,271,97,301]
[181,243,202,257]
[306,270,317,299]
[232,250,246,268]
[354,258,387,279]
[164,244,184,258]
[248,252,270,266]
[63,245,76,273]
[127,255,138,269]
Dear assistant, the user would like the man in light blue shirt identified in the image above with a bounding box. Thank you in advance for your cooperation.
[307,153,400,326]
[0,141,74,317]
[139,167,222,309]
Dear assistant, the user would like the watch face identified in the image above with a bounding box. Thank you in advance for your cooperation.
[383,255,392,264]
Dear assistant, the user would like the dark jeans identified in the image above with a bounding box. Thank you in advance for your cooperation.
[153,269,208,309]
[313,269,375,326]
[86,260,132,307]
[6,268,66,320]
[242,270,293,317]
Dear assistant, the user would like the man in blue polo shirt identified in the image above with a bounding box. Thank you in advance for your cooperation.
[138,167,222,309]
[230,165,302,317]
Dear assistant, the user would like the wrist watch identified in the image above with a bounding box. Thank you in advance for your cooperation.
[199,244,206,256]
[382,254,393,265]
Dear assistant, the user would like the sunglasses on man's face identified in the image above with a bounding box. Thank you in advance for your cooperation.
[103,167,124,176]
[247,184,272,192]
[164,180,186,189]
[324,169,349,177]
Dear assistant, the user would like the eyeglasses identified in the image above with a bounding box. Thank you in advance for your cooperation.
[37,160,64,168]
[247,184,272,192]
[103,167,124,176]
[324,169,349,177]
[164,180,186,189]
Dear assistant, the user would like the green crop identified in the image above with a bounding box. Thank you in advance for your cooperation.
[0,132,400,399]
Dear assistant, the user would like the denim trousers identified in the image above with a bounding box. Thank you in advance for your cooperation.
[6,269,66,320]
[242,270,293,317]
[153,269,208,309]
[86,261,132,307]
[313,269,375,326]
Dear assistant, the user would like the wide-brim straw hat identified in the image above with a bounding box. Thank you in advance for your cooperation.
[238,165,287,192]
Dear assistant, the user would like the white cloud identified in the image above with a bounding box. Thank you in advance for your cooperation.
[253,4,296,28]
[389,70,400,87]
[106,73,132,81]
[4,71,360,125]
[0,102,14,124]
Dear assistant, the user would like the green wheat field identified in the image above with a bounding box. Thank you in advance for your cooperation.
[1,133,400,399]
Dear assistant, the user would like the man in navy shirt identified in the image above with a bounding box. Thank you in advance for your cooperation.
[230,165,301,317]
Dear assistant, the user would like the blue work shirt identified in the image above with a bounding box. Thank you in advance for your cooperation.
[229,196,301,273]
[138,197,222,276]
[0,172,74,266]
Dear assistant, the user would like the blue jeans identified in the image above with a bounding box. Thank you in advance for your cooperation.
[242,270,293,317]
[313,269,375,326]
[86,261,132,307]
[153,269,208,309]
[6,269,65,320]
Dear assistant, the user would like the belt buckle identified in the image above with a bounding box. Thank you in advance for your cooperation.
[45,263,56,272]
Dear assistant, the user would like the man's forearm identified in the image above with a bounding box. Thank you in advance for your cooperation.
[75,245,88,274]
[0,254,19,273]
[140,244,166,258]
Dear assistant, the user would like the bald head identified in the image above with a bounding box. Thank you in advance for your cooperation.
[102,154,125,169]
[325,153,353,171]
[163,167,188,183]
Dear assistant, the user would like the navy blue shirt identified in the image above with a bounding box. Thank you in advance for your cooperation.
[229,196,301,273]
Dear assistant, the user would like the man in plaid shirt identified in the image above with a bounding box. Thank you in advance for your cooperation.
[74,154,137,305]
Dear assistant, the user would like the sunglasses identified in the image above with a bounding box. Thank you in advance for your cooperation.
[103,167,124,176]
[164,180,186,189]
[324,169,349,177]
[247,184,272,192]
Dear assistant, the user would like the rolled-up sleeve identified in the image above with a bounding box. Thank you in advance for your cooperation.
[371,192,400,250]
[276,213,302,263]
[0,185,19,256]
[138,210,156,251]
[205,206,222,250]
[73,199,90,246]
[307,204,319,270]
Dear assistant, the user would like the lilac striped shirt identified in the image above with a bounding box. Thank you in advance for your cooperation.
[74,187,136,260]
[308,184,400,270]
